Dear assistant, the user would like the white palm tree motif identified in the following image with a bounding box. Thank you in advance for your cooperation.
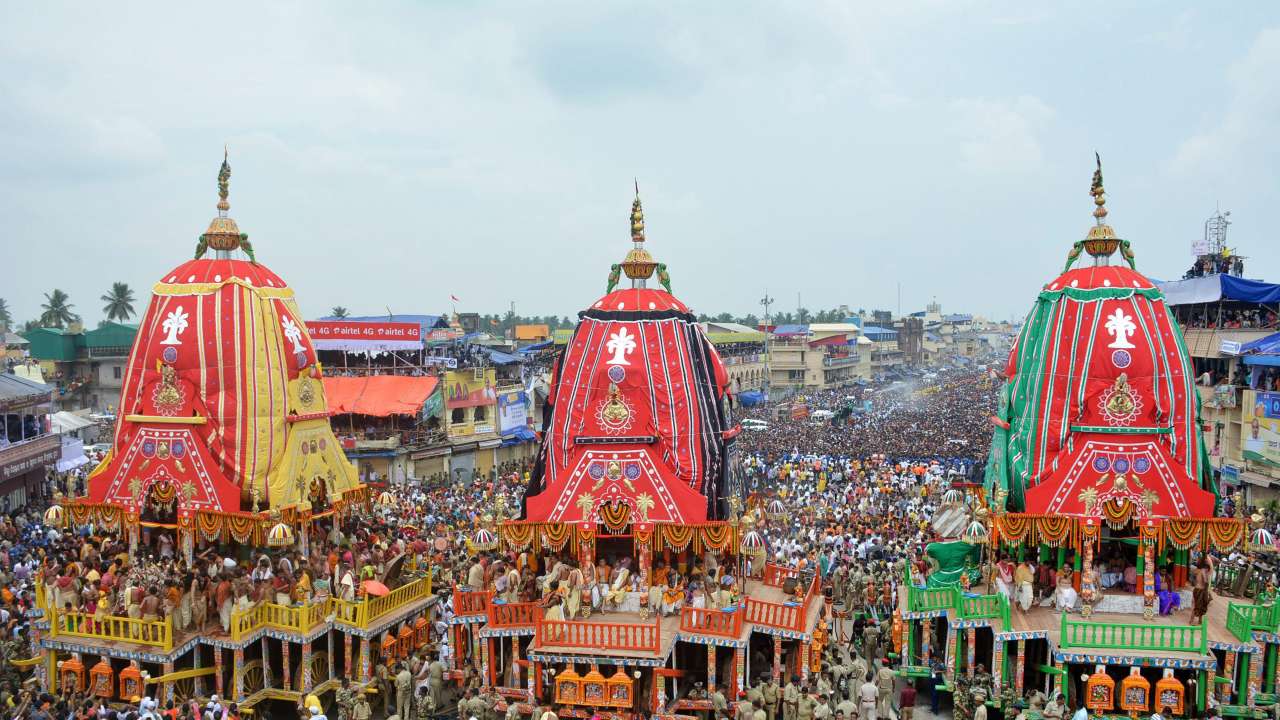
[606,327,636,366]
[1104,308,1136,349]
[282,316,306,353]
[160,308,189,345]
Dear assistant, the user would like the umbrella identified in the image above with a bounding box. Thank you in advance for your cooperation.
[361,580,391,597]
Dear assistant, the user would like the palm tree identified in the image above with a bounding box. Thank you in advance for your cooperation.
[331,306,350,319]
[39,289,78,328]
[100,282,136,322]
[0,298,11,332]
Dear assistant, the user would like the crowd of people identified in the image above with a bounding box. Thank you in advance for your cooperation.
[1,361,1246,720]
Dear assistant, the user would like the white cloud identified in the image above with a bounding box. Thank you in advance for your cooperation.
[1171,27,1280,178]
[948,95,1055,174]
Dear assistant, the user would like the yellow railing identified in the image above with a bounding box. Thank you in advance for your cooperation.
[230,600,331,642]
[333,573,433,629]
[51,609,173,651]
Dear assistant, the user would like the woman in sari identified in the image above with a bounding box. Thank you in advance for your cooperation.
[1156,569,1181,616]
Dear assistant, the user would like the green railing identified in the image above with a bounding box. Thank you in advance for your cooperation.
[1059,615,1207,654]
[1225,602,1280,642]
[903,568,1009,630]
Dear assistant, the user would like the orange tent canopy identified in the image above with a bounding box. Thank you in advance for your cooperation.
[322,375,439,417]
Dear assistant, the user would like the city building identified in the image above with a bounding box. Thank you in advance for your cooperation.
[0,372,56,509]
[702,321,768,398]
[767,323,870,390]
[20,321,137,412]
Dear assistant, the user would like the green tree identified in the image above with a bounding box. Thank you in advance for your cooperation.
[100,282,137,322]
[796,307,812,324]
[40,289,78,328]
[0,298,11,332]
[331,306,350,319]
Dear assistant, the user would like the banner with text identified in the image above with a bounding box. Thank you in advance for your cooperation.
[1243,390,1280,469]
[306,321,423,352]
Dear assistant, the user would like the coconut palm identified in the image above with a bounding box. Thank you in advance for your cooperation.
[331,306,350,319]
[100,282,137,322]
[39,289,79,328]
[0,298,11,332]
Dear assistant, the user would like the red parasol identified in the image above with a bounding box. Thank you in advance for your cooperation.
[361,580,391,597]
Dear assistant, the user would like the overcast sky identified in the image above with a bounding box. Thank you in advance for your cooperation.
[3,2,1278,326]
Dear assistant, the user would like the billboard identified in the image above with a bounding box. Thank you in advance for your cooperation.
[498,390,529,435]
[306,321,423,351]
[1243,390,1280,468]
[444,368,497,409]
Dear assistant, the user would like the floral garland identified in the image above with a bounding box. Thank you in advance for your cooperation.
[576,527,596,557]
[542,523,572,552]
[501,523,536,551]
[997,515,1033,545]
[598,503,632,533]
[700,524,735,552]
[659,525,695,552]
[1204,518,1245,552]
[1101,499,1134,530]
[1164,519,1201,550]
[1036,516,1074,548]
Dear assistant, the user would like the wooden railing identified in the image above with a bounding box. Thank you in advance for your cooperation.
[958,592,1010,630]
[680,607,744,638]
[332,574,434,630]
[763,564,800,588]
[488,601,540,629]
[1060,615,1207,654]
[454,588,492,617]
[230,600,331,641]
[1226,602,1280,642]
[745,597,804,633]
[51,609,173,651]
[535,615,662,653]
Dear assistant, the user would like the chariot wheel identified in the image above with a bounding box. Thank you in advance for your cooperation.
[237,659,267,696]
[171,676,197,703]
[296,651,332,693]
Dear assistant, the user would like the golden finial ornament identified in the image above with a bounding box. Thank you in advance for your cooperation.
[620,181,658,283]
[1082,152,1121,259]
[194,148,257,262]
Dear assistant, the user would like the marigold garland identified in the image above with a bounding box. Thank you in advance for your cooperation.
[660,525,695,552]
[1204,518,1245,552]
[700,524,735,552]
[1101,499,1134,529]
[1036,516,1074,548]
[997,515,1033,544]
[598,502,632,533]
[501,523,536,551]
[542,523,572,551]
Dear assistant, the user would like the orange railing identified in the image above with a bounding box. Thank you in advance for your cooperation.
[679,607,744,639]
[535,615,662,653]
[762,564,800,588]
[454,589,492,617]
[488,601,540,629]
[745,597,804,632]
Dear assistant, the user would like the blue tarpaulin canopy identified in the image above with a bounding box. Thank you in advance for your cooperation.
[500,425,538,445]
[486,348,522,365]
[738,390,766,407]
[1242,331,1280,366]
[1158,274,1280,306]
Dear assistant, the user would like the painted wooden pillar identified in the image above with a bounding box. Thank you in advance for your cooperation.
[162,661,174,704]
[1221,650,1237,704]
[991,639,1004,695]
[233,647,245,701]
[735,647,746,698]
[1271,644,1280,695]
[966,628,976,677]
[1250,648,1265,707]
[213,646,224,696]
[481,636,492,688]
[300,518,310,559]
[360,637,372,682]
[344,632,353,678]
[527,655,536,703]
[282,640,293,691]
[708,644,718,692]
[1142,539,1156,618]
[801,641,810,684]
[261,638,273,687]
[301,640,312,693]
[472,626,482,672]
[945,626,958,681]
[920,619,931,664]
[328,636,335,689]
[1014,640,1026,693]
[193,647,203,698]
[773,635,783,682]
[1196,669,1208,716]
